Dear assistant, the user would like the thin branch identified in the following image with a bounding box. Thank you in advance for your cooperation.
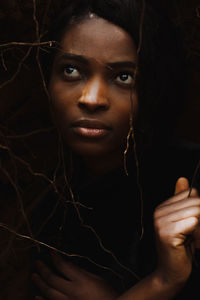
[1,51,8,71]
[0,223,127,282]
[32,0,40,41]
[6,127,55,139]
[0,144,57,191]
[0,41,57,48]
[188,159,200,197]
[0,167,37,250]
[0,47,32,89]
[137,0,146,56]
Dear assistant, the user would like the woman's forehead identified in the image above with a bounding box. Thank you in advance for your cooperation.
[57,17,137,64]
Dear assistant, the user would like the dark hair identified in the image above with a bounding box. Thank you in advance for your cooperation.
[40,0,187,147]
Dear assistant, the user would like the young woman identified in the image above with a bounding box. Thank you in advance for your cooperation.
[2,0,200,299]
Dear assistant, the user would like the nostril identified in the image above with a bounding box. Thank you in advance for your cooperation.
[78,93,109,111]
[78,102,87,110]
[78,100,108,111]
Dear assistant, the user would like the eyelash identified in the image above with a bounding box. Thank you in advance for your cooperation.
[61,65,135,87]
[114,72,135,87]
[62,65,82,80]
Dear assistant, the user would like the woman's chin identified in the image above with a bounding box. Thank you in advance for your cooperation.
[71,143,110,158]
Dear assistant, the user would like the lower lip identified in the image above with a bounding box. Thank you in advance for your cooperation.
[73,126,109,138]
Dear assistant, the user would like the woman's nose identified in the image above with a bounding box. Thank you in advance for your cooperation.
[78,77,109,112]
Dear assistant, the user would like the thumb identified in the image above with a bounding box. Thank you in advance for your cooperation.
[174,177,190,195]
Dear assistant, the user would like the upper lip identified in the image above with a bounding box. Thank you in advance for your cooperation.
[72,119,111,129]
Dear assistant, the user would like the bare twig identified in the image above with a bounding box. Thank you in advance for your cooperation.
[0,47,32,89]
[0,223,127,282]
[188,159,200,197]
[6,127,55,139]
[0,41,57,48]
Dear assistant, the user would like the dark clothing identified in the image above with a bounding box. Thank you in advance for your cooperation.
[30,144,200,299]
[31,166,143,296]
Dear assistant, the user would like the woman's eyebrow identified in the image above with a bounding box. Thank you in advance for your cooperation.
[56,53,136,69]
[55,53,88,64]
[107,61,136,70]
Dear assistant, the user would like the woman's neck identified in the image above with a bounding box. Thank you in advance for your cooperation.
[82,153,124,177]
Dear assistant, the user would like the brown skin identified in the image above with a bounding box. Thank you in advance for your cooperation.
[118,178,200,300]
[33,16,200,300]
[33,178,200,300]
[49,16,138,175]
[33,254,118,300]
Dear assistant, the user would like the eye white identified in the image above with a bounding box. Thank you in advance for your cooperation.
[116,73,134,85]
[63,66,80,78]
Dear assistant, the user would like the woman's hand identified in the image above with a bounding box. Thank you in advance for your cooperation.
[118,177,200,300]
[154,177,200,287]
[32,252,118,300]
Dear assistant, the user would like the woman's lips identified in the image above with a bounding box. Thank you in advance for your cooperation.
[74,127,109,137]
[71,119,111,138]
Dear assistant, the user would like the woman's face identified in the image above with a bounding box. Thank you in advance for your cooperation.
[49,16,138,170]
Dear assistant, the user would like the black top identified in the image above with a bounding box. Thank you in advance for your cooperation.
[30,144,200,298]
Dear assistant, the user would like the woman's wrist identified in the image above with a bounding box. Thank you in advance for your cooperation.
[150,268,187,295]
[118,269,187,300]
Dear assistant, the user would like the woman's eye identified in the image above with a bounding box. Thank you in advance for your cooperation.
[115,73,134,85]
[63,65,81,79]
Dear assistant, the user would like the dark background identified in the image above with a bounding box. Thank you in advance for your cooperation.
[0,0,200,145]
[0,2,199,299]
[0,0,200,201]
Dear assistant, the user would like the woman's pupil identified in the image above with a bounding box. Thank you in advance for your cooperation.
[67,66,74,73]
[120,74,128,81]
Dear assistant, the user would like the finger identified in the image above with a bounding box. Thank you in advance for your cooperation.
[51,252,84,281]
[35,261,74,295]
[32,273,68,300]
[157,217,199,245]
[156,205,200,223]
[171,217,199,237]
[158,188,198,209]
[155,197,200,218]
[51,252,103,281]
[174,177,189,195]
